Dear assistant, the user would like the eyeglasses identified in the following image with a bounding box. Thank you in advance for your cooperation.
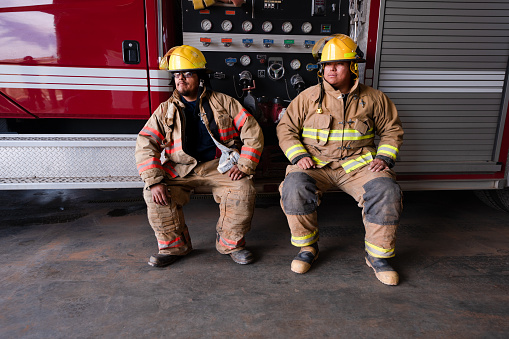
[173,71,196,79]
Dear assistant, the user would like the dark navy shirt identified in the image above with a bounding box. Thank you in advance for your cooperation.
[181,96,217,162]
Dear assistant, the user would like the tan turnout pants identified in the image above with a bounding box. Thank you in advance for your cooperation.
[279,164,403,258]
[143,159,256,255]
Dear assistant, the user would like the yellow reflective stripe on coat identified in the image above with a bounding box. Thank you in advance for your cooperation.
[311,156,330,167]
[342,152,376,173]
[377,144,399,160]
[285,143,307,160]
[330,128,374,141]
[302,128,374,141]
[365,241,395,258]
[302,128,329,142]
[291,229,319,247]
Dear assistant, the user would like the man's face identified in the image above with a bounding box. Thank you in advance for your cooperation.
[323,61,351,90]
[174,71,199,99]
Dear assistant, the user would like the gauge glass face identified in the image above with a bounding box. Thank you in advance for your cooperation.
[262,21,273,33]
[221,20,233,32]
[282,22,293,33]
[301,22,313,33]
[242,20,253,32]
[201,19,212,31]
[290,59,301,70]
[240,55,251,66]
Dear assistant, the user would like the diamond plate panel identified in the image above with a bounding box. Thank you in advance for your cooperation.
[0,135,144,188]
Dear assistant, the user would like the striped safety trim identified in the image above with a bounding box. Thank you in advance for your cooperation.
[140,126,165,146]
[158,230,189,250]
[302,128,375,142]
[365,240,395,259]
[284,143,308,161]
[302,128,330,142]
[164,139,183,155]
[377,144,399,160]
[137,157,162,175]
[240,146,261,164]
[218,235,246,250]
[233,108,250,131]
[137,157,178,178]
[162,162,179,178]
[311,156,330,167]
[291,229,319,247]
[341,152,376,173]
[218,126,239,141]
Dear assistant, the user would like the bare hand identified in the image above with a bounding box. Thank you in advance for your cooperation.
[368,158,388,172]
[297,157,316,170]
[150,183,169,205]
[228,165,246,181]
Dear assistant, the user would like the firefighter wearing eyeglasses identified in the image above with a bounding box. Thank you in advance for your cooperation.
[135,45,264,267]
[277,34,404,285]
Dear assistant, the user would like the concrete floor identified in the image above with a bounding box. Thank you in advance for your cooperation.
[1,188,508,338]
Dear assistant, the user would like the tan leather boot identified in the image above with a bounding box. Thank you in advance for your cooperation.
[365,253,399,286]
[291,242,319,274]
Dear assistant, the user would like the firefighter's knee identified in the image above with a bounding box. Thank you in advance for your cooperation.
[362,177,402,225]
[281,172,319,215]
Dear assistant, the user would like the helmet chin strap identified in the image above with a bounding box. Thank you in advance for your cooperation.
[317,65,324,114]
[350,62,359,80]
[197,79,205,99]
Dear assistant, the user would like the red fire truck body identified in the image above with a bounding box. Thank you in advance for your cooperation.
[1,0,508,210]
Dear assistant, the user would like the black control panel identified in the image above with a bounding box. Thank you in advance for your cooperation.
[180,0,349,123]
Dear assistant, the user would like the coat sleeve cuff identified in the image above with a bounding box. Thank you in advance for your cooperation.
[237,163,255,176]
[375,155,395,168]
[291,153,312,165]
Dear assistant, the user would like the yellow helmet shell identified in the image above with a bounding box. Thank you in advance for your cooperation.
[159,45,208,71]
[319,34,365,64]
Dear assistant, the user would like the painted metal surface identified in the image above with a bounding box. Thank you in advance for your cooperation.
[366,0,509,186]
[0,0,156,119]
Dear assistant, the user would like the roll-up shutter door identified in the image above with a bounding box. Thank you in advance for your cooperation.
[374,0,509,174]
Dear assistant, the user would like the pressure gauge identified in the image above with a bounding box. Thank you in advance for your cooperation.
[242,20,253,32]
[262,21,273,33]
[240,55,251,66]
[301,22,313,34]
[201,19,212,31]
[290,59,301,70]
[282,21,293,33]
[221,20,233,32]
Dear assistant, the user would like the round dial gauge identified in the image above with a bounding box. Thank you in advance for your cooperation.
[201,19,212,31]
[240,55,251,66]
[242,20,253,32]
[221,20,233,32]
[282,21,293,33]
[301,22,313,33]
[290,59,301,70]
[262,21,273,33]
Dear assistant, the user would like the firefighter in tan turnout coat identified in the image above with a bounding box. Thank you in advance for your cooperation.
[136,45,263,267]
[277,34,404,285]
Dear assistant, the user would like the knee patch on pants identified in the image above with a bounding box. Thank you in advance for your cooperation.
[362,177,402,225]
[281,172,319,215]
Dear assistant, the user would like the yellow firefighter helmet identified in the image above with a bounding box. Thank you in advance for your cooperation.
[312,34,365,79]
[159,45,208,72]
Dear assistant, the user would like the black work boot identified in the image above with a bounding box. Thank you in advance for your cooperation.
[291,242,319,274]
[229,249,254,265]
[365,252,399,285]
[148,254,180,267]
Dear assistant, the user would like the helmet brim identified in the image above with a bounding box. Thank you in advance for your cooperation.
[170,68,214,74]
[318,58,366,64]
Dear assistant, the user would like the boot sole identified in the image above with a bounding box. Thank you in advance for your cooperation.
[291,252,319,274]
[365,257,398,286]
